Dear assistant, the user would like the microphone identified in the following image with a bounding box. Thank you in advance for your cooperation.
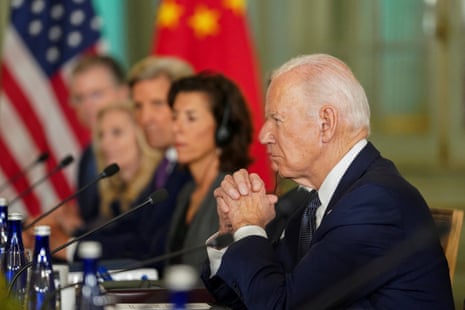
[50,189,168,255]
[9,154,74,206]
[108,233,234,278]
[0,152,49,193]
[23,163,120,231]
[8,189,169,295]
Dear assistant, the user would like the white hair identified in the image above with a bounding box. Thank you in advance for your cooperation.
[270,54,370,134]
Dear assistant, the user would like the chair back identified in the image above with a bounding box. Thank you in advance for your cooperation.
[430,207,463,283]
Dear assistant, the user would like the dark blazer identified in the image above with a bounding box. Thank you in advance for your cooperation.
[76,144,100,223]
[166,173,223,275]
[202,142,454,309]
[77,161,191,276]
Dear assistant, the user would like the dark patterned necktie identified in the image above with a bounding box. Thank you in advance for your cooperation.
[298,190,321,259]
[155,157,170,189]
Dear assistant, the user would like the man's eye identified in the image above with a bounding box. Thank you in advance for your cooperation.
[272,116,281,123]
[152,100,166,106]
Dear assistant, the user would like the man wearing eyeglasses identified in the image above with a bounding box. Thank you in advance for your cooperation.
[69,55,129,226]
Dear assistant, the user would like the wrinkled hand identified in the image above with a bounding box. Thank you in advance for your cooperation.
[217,197,234,234]
[214,169,278,232]
[215,169,263,199]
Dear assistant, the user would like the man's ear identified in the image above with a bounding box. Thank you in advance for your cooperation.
[319,105,337,143]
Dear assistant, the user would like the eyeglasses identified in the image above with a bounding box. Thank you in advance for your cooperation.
[71,85,114,105]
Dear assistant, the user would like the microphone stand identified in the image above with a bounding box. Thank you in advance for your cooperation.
[8,189,168,296]
[108,233,233,277]
[9,155,74,206]
[23,163,120,231]
[23,177,101,231]
[50,197,156,255]
[0,152,49,193]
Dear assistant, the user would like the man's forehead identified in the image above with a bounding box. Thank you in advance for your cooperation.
[265,100,291,119]
[72,68,115,86]
[76,64,111,77]
[266,84,304,114]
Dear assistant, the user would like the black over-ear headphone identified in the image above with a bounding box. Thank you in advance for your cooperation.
[215,97,232,148]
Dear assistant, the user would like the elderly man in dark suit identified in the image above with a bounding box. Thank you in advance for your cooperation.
[203,54,454,309]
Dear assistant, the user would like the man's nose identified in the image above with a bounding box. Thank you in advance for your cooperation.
[259,122,273,144]
[139,107,153,125]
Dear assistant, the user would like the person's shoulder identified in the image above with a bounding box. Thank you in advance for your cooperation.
[78,144,96,167]
[80,143,94,158]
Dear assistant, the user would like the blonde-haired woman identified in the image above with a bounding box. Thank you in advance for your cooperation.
[94,102,160,219]
[74,102,163,262]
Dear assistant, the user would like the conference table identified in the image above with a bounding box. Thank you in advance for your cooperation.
[103,280,229,309]
[65,260,229,309]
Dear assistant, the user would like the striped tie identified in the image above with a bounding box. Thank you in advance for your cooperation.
[298,191,321,259]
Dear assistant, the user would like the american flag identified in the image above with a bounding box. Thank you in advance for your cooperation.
[0,0,103,216]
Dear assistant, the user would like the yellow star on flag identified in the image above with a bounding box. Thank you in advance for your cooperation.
[188,5,220,38]
[223,0,245,15]
[156,0,184,28]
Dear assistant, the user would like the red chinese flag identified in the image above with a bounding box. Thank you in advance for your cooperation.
[152,0,273,190]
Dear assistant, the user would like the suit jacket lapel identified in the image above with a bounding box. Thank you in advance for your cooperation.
[279,142,382,262]
[325,142,380,215]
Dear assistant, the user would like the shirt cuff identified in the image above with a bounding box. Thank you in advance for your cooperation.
[206,232,227,276]
[206,226,268,277]
[234,225,267,241]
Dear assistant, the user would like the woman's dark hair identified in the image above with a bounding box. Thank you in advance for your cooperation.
[168,71,253,172]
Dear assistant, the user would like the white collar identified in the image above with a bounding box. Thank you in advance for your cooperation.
[165,146,177,162]
[318,139,367,210]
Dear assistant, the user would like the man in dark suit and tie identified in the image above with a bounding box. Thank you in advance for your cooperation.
[128,56,194,273]
[203,54,454,309]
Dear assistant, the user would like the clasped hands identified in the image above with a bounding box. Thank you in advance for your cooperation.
[214,169,278,234]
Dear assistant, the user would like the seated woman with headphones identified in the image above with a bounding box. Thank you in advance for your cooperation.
[166,72,253,274]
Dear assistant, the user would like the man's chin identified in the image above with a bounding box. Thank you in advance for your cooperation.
[148,140,163,150]
[274,167,291,179]
[270,162,280,173]
[148,139,171,152]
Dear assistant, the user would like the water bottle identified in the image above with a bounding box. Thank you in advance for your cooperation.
[4,212,27,305]
[165,264,198,310]
[0,197,9,270]
[77,241,105,310]
[27,225,56,310]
